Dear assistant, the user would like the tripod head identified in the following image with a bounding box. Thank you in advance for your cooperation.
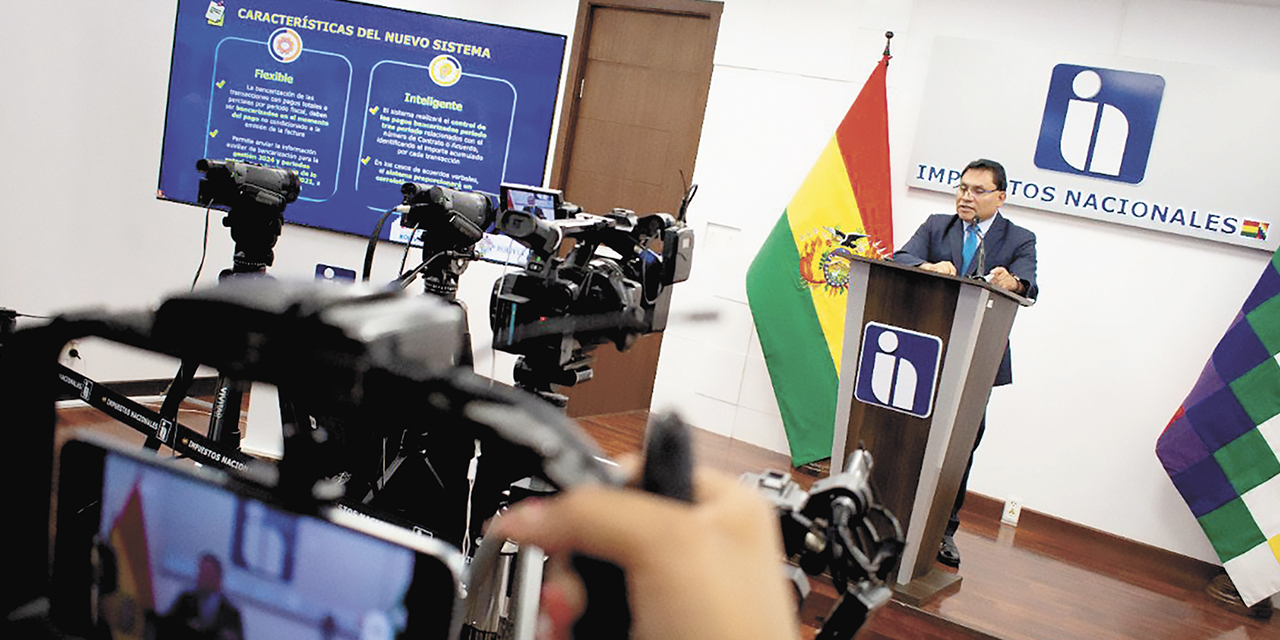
[195,158,301,274]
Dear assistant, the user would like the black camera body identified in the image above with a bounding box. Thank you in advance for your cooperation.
[395,183,499,300]
[196,158,300,211]
[195,159,302,272]
[399,183,496,251]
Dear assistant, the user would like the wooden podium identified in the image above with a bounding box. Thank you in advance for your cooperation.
[830,255,1033,604]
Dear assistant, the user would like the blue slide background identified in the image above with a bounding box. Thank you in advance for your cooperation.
[157,0,565,238]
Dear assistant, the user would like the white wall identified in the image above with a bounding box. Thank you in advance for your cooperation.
[4,0,1280,570]
[655,0,1280,569]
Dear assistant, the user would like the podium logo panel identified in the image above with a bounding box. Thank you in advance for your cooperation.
[854,322,943,418]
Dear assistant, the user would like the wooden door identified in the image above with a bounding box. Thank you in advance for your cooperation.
[550,0,721,417]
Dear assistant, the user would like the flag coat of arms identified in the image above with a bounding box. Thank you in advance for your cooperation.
[1157,249,1280,607]
[746,55,894,466]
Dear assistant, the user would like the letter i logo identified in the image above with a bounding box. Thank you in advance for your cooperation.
[854,322,943,418]
[870,331,918,410]
[1034,64,1165,184]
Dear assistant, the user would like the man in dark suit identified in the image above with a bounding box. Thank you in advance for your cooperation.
[154,554,244,640]
[893,158,1038,568]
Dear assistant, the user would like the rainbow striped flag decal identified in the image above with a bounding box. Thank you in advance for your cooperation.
[1242,220,1270,241]
[1156,249,1280,606]
[745,55,894,466]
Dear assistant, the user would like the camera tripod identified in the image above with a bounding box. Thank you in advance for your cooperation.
[144,198,287,454]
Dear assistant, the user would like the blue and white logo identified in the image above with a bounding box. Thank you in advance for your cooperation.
[854,322,943,418]
[1034,64,1165,185]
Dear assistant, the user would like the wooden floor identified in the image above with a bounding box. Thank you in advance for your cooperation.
[52,404,1277,640]
[575,411,1277,640]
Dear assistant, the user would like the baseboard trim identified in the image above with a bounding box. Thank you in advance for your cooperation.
[962,492,1221,594]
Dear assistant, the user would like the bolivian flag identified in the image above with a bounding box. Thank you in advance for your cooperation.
[746,55,894,466]
[100,484,156,640]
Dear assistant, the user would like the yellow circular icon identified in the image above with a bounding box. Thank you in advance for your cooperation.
[429,55,462,87]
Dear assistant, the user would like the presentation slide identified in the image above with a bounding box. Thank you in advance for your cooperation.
[157,0,566,239]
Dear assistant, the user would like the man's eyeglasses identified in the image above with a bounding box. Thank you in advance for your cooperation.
[955,184,1002,197]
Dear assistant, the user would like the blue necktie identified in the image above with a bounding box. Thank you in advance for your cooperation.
[962,224,978,274]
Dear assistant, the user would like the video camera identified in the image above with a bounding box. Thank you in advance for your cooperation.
[392,183,499,300]
[398,183,496,253]
[490,197,694,396]
[195,158,301,273]
[0,278,625,639]
[196,158,301,211]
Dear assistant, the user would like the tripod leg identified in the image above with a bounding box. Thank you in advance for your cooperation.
[507,544,545,640]
[814,583,890,640]
[362,453,413,503]
[206,375,246,449]
[148,360,200,450]
[275,393,319,502]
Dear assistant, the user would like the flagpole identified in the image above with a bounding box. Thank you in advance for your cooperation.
[883,31,893,62]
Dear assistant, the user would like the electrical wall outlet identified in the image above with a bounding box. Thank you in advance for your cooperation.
[1002,499,1022,526]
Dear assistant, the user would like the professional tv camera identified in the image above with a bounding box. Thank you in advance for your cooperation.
[490,203,694,401]
[5,277,898,640]
[195,158,300,274]
[0,278,625,640]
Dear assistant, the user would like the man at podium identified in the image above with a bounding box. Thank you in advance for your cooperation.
[893,158,1039,568]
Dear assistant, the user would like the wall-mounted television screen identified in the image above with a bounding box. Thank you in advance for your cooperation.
[156,0,566,252]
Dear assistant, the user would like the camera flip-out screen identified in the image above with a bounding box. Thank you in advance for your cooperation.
[474,183,564,266]
[499,183,563,216]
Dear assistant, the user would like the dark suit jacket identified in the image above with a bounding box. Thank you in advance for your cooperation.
[156,591,244,640]
[892,212,1038,386]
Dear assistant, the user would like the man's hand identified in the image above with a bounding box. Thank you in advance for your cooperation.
[489,465,802,640]
[988,266,1023,293]
[919,261,957,276]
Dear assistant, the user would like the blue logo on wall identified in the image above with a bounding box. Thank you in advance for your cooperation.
[1034,64,1165,184]
[854,322,943,418]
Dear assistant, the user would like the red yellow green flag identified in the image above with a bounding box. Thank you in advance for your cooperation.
[101,484,156,640]
[746,55,894,466]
